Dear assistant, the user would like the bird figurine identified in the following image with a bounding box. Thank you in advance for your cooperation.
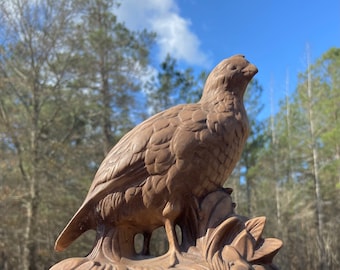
[55,54,258,266]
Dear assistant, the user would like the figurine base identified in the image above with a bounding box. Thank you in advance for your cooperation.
[51,190,282,270]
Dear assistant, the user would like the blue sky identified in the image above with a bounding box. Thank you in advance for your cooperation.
[116,0,340,117]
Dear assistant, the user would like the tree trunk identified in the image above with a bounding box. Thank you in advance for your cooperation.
[22,142,40,270]
[101,61,113,155]
[285,71,293,184]
[19,63,42,269]
[306,50,326,269]
[23,177,39,270]
[245,168,252,217]
[270,83,282,229]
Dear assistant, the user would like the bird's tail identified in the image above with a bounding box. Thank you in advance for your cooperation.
[55,169,148,251]
[54,203,94,252]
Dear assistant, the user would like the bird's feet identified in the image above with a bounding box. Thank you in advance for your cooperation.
[167,249,182,268]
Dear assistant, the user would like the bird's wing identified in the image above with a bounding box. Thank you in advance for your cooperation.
[55,106,184,251]
[86,105,188,200]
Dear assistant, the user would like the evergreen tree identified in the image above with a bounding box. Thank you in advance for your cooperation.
[0,1,88,268]
[146,54,206,114]
[229,79,266,217]
[0,0,155,268]
[70,0,155,155]
[261,47,340,269]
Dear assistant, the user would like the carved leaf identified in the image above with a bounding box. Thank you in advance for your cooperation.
[249,238,283,263]
[205,216,244,260]
[211,246,251,270]
[230,229,255,262]
[199,189,235,234]
[244,217,266,243]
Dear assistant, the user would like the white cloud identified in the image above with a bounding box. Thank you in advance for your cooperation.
[116,0,209,67]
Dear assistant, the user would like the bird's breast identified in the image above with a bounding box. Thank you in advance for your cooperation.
[191,107,249,196]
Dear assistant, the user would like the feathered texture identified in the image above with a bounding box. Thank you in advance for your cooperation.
[55,55,258,253]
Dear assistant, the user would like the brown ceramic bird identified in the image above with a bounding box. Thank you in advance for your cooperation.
[55,55,257,265]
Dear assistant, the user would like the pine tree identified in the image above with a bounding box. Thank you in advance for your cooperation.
[0,1,88,268]
[146,54,205,115]
[0,0,155,268]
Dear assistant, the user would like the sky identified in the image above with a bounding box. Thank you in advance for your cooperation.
[116,0,340,117]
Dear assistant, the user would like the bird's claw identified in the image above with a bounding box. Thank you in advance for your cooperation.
[168,250,181,267]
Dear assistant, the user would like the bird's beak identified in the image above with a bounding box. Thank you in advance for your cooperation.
[242,64,258,78]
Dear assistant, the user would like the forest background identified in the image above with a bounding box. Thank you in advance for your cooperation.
[0,1,339,270]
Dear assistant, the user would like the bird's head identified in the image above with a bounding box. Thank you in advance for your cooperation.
[200,55,258,101]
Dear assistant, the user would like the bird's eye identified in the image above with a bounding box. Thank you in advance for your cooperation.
[229,65,237,70]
